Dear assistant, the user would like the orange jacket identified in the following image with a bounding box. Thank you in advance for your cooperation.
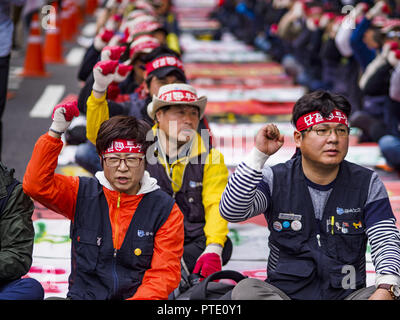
[23,133,184,299]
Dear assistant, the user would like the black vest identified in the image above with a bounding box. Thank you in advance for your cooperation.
[265,157,371,300]
[68,177,174,300]
[147,154,207,244]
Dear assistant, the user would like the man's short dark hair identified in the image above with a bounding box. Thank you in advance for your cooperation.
[96,115,152,156]
[291,90,352,128]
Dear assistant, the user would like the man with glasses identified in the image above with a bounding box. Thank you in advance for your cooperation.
[220,90,400,300]
[23,102,184,300]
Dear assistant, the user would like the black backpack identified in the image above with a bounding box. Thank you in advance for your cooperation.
[175,270,247,300]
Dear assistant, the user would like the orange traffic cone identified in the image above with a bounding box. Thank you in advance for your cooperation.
[20,13,49,77]
[61,3,73,41]
[43,3,64,63]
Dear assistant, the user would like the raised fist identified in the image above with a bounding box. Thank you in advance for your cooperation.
[100,46,126,61]
[113,63,133,83]
[255,124,284,156]
[92,60,119,93]
[93,29,115,51]
[50,101,80,134]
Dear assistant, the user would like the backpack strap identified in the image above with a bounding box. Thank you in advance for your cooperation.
[189,270,247,300]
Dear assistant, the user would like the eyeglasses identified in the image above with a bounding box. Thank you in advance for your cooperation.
[309,127,350,137]
[103,155,145,168]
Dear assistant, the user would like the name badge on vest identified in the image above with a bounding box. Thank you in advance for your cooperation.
[278,213,302,221]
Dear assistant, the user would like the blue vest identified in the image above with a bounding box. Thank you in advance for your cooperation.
[265,158,371,300]
[68,177,174,300]
[147,154,207,244]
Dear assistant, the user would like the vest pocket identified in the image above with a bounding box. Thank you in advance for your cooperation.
[75,228,100,272]
[268,258,315,295]
[329,264,365,290]
[185,190,205,223]
[326,218,365,264]
[121,240,154,270]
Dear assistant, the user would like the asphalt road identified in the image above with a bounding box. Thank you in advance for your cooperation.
[3,27,88,181]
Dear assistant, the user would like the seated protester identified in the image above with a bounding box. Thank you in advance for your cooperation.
[88,83,232,281]
[350,1,388,71]
[0,163,44,300]
[351,40,398,142]
[153,0,181,54]
[76,46,186,175]
[378,49,400,171]
[23,102,184,300]
[77,15,121,83]
[77,35,161,116]
[220,90,400,300]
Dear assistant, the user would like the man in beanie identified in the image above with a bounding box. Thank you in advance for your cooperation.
[23,101,184,300]
[220,90,400,300]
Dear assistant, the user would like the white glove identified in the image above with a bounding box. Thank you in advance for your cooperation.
[306,17,319,31]
[113,63,133,83]
[50,101,80,134]
[92,60,119,93]
[388,50,400,68]
[93,28,115,51]
[100,45,126,61]
[382,41,398,58]
[366,1,388,20]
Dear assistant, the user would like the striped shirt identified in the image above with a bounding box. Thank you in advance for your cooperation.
[220,148,400,286]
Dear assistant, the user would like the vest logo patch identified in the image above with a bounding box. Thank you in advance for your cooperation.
[336,207,361,215]
[189,181,202,188]
[137,229,154,237]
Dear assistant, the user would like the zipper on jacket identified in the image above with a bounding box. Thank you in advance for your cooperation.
[112,193,121,297]
[112,248,118,297]
[114,193,121,249]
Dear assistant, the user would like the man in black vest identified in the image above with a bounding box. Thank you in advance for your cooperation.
[220,90,400,300]
[146,83,232,281]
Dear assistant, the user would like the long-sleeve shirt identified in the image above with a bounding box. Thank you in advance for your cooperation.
[350,17,376,70]
[390,64,400,102]
[23,133,184,299]
[0,0,26,57]
[220,147,400,287]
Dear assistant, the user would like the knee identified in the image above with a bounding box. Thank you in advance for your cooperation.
[19,278,45,300]
[231,278,264,300]
[378,135,397,153]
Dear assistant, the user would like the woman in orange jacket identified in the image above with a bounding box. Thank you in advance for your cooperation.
[23,102,184,300]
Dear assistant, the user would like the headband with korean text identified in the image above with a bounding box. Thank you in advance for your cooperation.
[296,109,349,132]
[145,56,184,75]
[102,139,144,155]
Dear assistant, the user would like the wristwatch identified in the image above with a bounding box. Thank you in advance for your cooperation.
[377,284,400,300]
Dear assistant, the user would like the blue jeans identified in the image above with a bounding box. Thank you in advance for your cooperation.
[379,135,400,169]
[0,278,44,300]
[75,141,102,175]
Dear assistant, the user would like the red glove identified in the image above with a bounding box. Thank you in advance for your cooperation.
[92,60,119,93]
[50,101,80,134]
[93,29,114,51]
[101,46,126,61]
[113,63,133,83]
[193,244,223,280]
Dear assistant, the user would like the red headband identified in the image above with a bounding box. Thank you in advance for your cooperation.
[158,90,198,103]
[145,56,184,75]
[296,109,349,132]
[102,139,144,155]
